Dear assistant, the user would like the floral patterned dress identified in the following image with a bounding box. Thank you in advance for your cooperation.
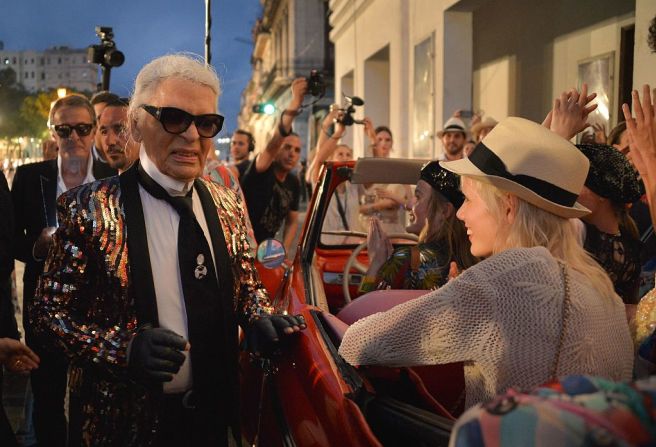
[359,239,451,293]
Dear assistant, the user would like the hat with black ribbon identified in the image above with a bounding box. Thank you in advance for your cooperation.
[439,117,591,218]
[576,143,643,204]
[420,161,464,209]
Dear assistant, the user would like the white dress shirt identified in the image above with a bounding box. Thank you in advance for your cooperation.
[56,153,95,196]
[138,146,217,393]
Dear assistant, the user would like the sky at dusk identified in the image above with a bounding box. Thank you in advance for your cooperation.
[0,0,262,135]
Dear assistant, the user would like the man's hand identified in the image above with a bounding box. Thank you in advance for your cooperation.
[33,226,56,260]
[0,338,40,373]
[128,327,189,383]
[288,77,308,112]
[322,107,346,140]
[246,314,306,357]
[548,84,597,140]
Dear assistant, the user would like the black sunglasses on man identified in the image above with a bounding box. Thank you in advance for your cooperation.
[51,123,95,139]
[141,105,224,138]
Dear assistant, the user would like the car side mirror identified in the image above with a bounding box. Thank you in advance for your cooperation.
[256,238,287,269]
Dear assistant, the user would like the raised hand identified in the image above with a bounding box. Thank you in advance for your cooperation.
[549,83,598,140]
[622,85,656,167]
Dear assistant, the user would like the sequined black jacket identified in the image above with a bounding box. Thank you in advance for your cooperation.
[31,164,271,446]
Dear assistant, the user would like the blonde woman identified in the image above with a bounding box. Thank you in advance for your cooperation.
[339,117,633,410]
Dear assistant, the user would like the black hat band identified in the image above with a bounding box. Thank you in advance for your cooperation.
[468,142,578,207]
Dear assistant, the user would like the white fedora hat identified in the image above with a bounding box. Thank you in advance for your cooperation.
[436,117,467,138]
[440,117,590,218]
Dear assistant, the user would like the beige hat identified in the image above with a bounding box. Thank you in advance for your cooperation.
[470,117,498,138]
[440,117,590,218]
[436,117,467,138]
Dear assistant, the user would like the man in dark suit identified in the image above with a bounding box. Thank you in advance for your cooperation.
[11,94,112,447]
[90,91,119,179]
[31,54,303,446]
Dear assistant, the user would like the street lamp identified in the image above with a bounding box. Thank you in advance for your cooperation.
[57,87,67,98]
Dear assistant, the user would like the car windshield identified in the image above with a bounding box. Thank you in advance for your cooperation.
[319,180,415,246]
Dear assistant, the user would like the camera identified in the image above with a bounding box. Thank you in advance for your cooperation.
[336,95,365,127]
[307,70,325,97]
[87,26,125,68]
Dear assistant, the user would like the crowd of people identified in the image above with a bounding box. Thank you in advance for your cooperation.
[0,16,655,447]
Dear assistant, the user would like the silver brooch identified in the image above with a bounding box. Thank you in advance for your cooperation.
[195,253,207,280]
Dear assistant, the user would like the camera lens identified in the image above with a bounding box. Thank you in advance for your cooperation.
[104,49,125,67]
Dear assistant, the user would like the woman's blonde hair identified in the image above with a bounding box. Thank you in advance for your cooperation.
[467,177,615,298]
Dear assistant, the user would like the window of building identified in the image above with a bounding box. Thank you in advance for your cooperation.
[31,58,34,64]
[3,58,8,65]
[41,72,45,80]
[12,57,16,64]
[40,58,44,65]
[58,58,61,64]
[412,35,435,158]
[31,71,34,78]
[24,72,28,78]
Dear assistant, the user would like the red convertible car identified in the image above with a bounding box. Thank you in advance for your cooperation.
[242,158,463,446]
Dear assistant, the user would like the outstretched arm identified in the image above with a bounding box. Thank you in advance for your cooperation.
[256,77,308,173]
[306,108,346,186]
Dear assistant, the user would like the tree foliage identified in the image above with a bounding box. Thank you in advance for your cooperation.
[20,91,60,138]
[0,67,30,138]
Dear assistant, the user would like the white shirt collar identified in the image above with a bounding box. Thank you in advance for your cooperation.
[139,145,193,197]
[56,152,95,193]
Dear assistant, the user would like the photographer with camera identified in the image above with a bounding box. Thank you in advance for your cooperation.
[307,108,365,244]
[241,77,307,255]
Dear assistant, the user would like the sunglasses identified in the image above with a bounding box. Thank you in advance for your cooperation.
[51,123,94,139]
[141,105,224,138]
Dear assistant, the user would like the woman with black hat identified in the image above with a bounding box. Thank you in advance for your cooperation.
[359,161,477,292]
[575,143,643,304]
[339,117,633,410]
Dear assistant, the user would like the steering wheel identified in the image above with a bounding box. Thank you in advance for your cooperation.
[342,233,419,303]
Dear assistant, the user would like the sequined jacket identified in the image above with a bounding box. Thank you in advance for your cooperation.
[31,164,272,446]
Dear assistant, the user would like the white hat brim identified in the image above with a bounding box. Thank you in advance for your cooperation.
[440,158,590,219]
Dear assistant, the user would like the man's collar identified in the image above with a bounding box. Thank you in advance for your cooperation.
[57,152,94,181]
[139,145,193,197]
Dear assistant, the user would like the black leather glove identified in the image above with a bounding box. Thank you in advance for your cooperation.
[246,314,306,357]
[128,326,188,383]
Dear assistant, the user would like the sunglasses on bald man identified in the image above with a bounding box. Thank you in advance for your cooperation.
[141,105,224,138]
[51,123,95,139]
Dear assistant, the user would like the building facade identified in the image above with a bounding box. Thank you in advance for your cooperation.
[0,45,97,93]
[329,0,655,159]
[238,0,333,159]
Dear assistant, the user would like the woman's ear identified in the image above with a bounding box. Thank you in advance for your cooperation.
[442,202,455,219]
[504,193,518,225]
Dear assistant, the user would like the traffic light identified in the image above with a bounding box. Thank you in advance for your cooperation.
[252,102,276,115]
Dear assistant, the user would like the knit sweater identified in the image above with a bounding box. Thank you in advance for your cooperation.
[338,247,634,409]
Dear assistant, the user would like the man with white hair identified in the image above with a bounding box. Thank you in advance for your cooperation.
[31,54,304,446]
